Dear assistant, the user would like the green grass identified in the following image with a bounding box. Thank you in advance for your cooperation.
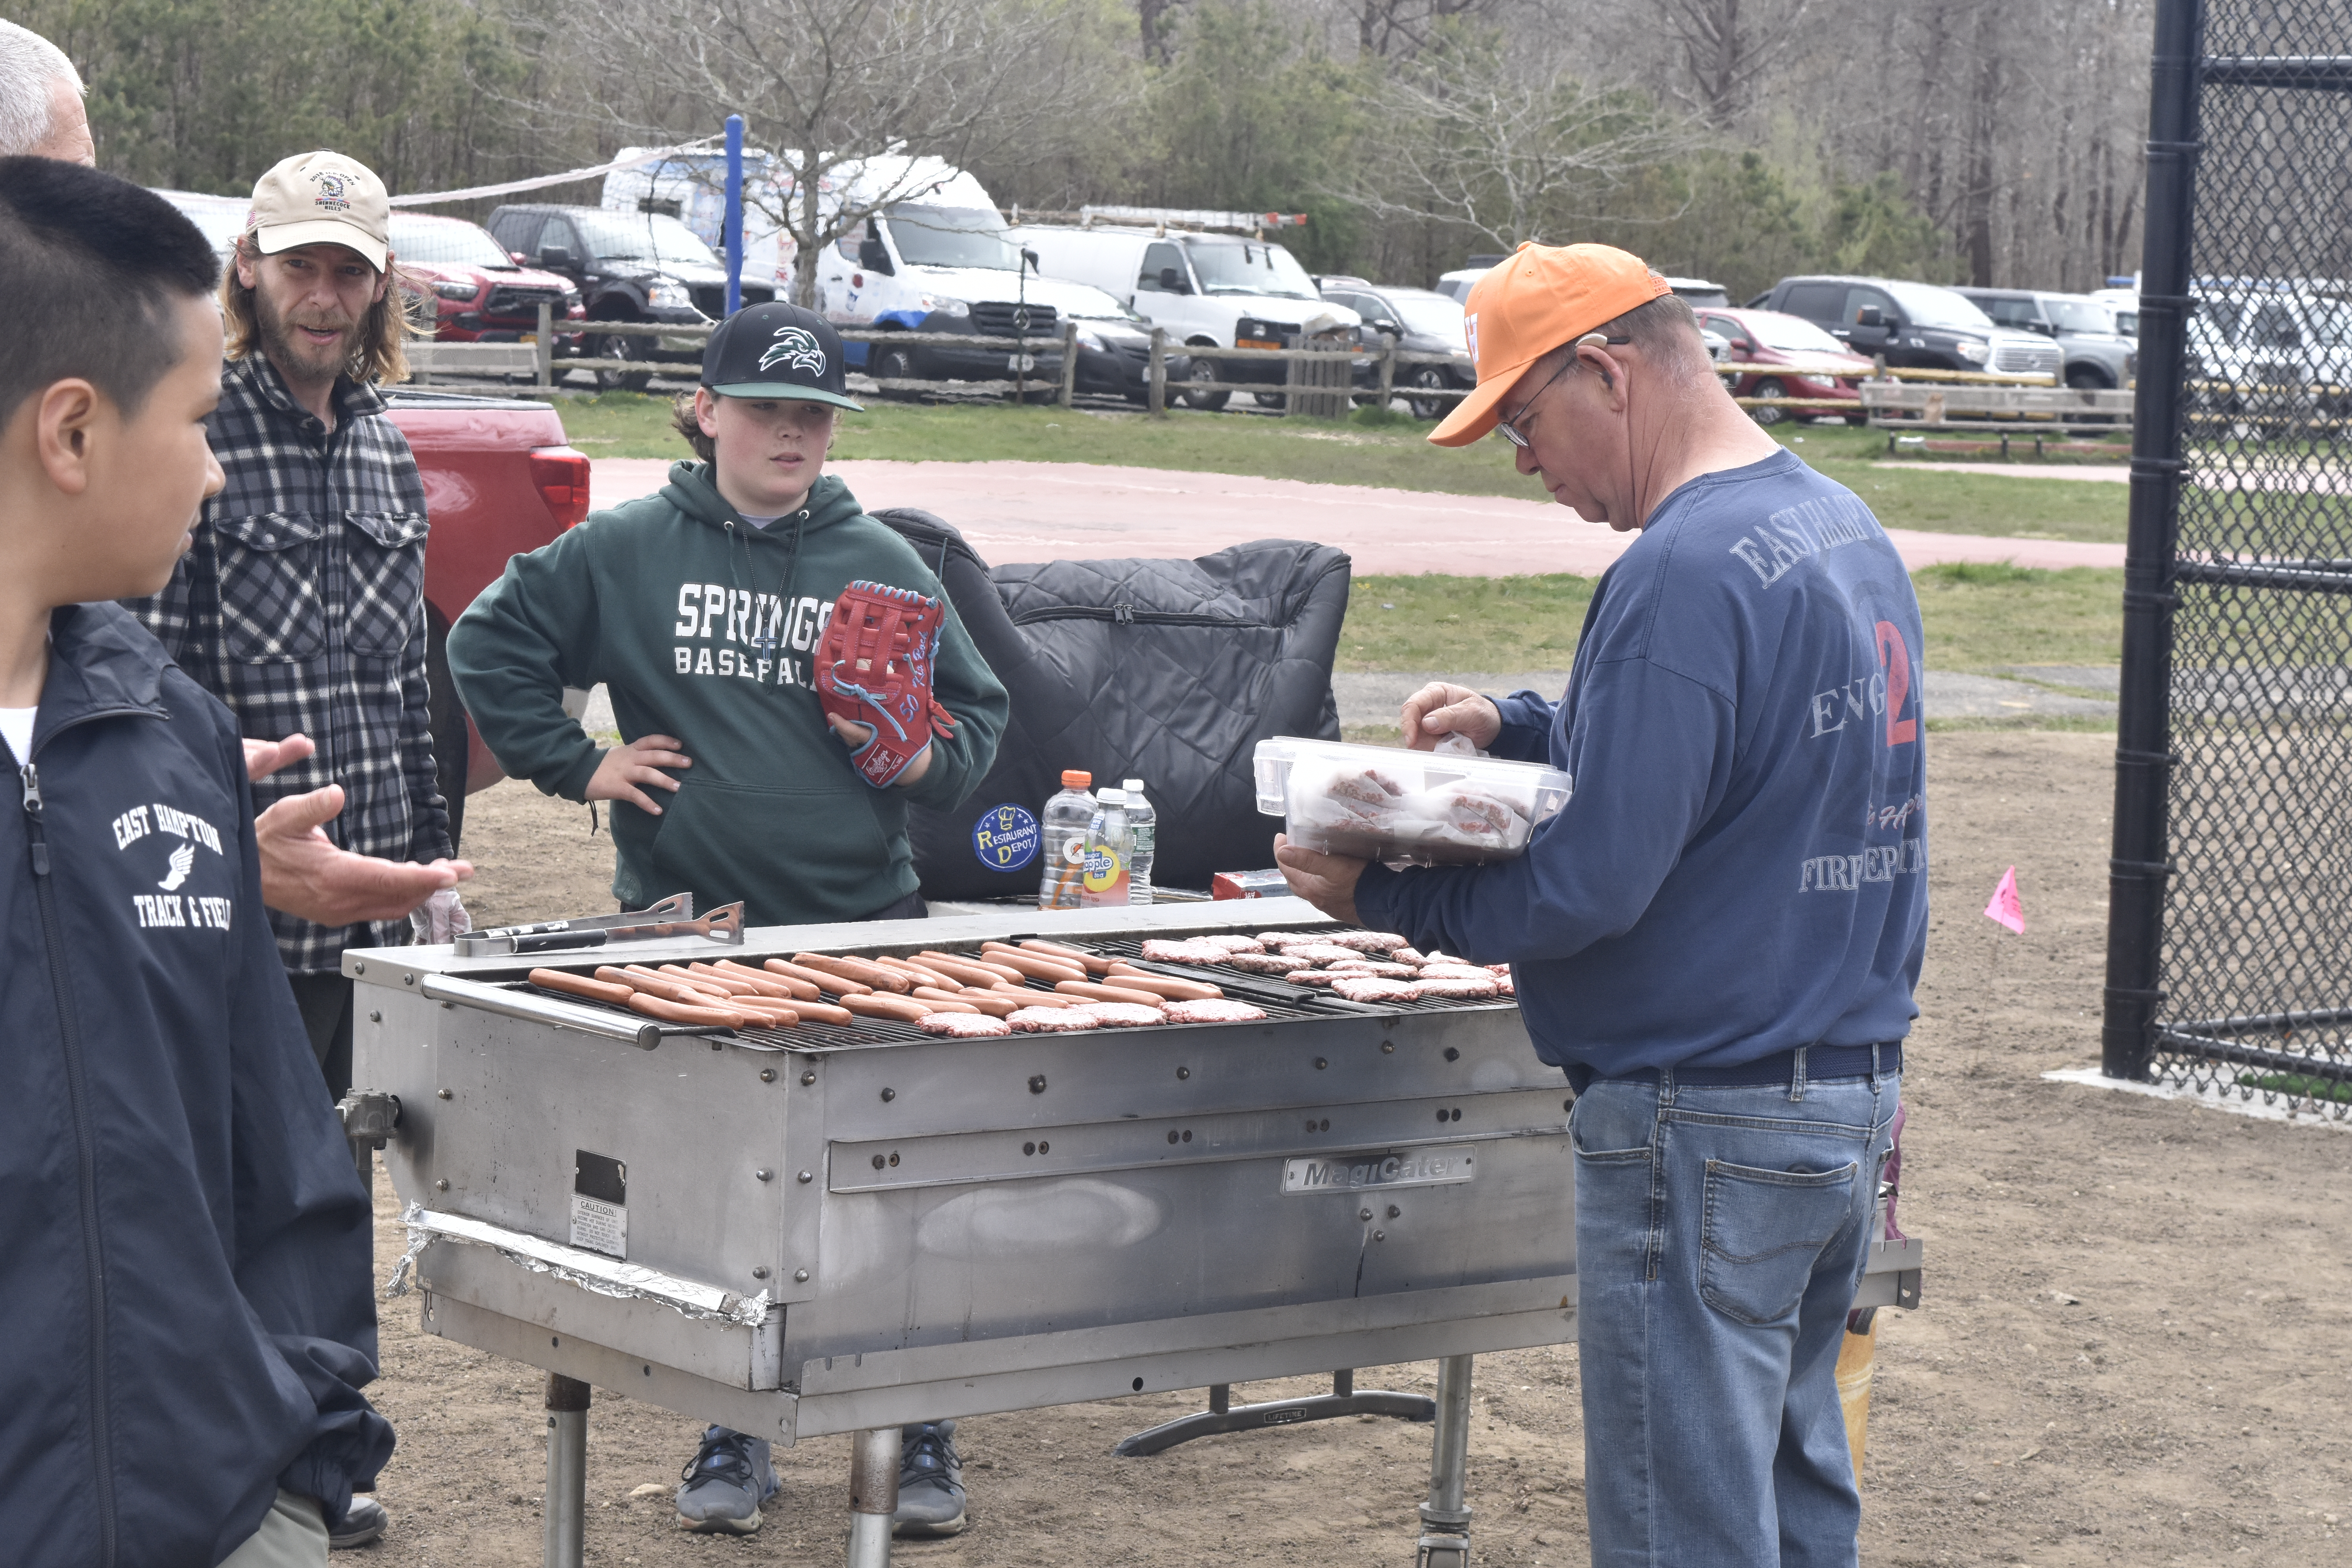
[551,394,2126,542]
[1343,563,2123,679]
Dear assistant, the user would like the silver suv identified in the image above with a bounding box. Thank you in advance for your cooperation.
[1957,289,2136,390]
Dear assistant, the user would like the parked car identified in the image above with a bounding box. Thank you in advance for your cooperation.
[1691,308,1874,425]
[1432,255,1504,303]
[2088,287,2140,341]
[1955,288,2136,390]
[1748,274,2063,380]
[1013,223,1359,411]
[1318,278,1472,418]
[486,203,777,390]
[388,212,585,348]
[1667,276,1730,307]
[2183,283,2352,427]
[1060,284,1186,402]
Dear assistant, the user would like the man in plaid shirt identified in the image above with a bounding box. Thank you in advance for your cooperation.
[129,150,467,1142]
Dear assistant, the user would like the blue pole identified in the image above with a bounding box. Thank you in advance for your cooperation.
[724,114,745,316]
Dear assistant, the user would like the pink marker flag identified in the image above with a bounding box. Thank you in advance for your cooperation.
[1983,866,2025,933]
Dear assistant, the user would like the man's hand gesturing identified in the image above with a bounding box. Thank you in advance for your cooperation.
[586,734,693,815]
[1400,682,1503,751]
[246,731,474,923]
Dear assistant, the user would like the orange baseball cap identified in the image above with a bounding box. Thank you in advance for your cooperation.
[1429,242,1670,447]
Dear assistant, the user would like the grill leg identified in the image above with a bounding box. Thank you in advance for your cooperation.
[846,1425,898,1568]
[542,1374,590,1568]
[1416,1354,1474,1568]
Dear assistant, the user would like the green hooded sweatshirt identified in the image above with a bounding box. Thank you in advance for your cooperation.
[447,462,1008,926]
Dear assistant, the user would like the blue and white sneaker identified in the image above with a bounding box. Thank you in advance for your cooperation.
[675,1425,778,1534]
[893,1421,967,1536]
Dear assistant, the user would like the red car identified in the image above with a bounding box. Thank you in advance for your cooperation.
[387,212,586,347]
[1693,307,1874,425]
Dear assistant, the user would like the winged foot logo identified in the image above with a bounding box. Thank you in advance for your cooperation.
[760,327,828,378]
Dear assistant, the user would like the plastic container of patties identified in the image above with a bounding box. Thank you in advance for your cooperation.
[1253,736,1572,867]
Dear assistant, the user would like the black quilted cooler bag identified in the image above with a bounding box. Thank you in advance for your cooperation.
[874,509,1350,901]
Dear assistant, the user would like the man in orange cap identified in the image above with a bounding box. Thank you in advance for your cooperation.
[1278,243,1925,1566]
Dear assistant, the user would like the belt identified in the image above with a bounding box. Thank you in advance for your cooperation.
[1609,1041,1902,1089]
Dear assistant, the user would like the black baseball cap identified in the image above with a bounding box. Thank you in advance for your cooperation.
[701,301,864,410]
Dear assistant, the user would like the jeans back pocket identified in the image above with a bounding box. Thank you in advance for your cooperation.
[1699,1157,1860,1326]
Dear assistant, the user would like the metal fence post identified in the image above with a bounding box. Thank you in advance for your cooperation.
[2101,0,2203,1082]
[1058,320,1079,409]
[535,301,554,393]
[1147,327,1167,418]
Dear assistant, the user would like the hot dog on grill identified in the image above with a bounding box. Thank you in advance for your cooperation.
[841,992,932,1022]
[942,989,1023,1018]
[795,952,910,993]
[908,988,984,1013]
[914,952,1026,990]
[1103,965,1224,1002]
[877,956,961,990]
[662,964,760,996]
[790,999,856,1026]
[601,965,729,1008]
[980,946,1089,984]
[700,960,802,998]
[1054,979,1170,1008]
[528,968,635,1005]
[764,958,869,996]
[625,992,747,1028]
[1018,938,1113,976]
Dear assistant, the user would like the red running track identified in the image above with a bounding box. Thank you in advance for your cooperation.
[588,458,2126,574]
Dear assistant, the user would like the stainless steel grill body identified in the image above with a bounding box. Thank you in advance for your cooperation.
[352,900,1589,1443]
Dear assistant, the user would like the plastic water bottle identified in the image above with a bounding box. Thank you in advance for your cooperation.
[1038,770,1095,910]
[1123,778,1156,905]
[1079,787,1133,907]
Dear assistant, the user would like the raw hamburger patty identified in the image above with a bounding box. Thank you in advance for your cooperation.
[1325,931,1409,953]
[1141,938,1226,964]
[917,1012,1013,1038]
[1412,976,1501,1000]
[1080,1002,1166,1028]
[1276,943,1365,965]
[1161,999,1268,1024]
[1329,977,1421,1004]
[1008,1006,1095,1033]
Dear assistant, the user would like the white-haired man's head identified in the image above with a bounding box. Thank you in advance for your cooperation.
[0,22,93,164]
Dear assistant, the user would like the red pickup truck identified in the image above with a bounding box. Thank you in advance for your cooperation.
[387,389,590,848]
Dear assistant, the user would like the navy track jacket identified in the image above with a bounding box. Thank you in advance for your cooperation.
[0,603,393,1567]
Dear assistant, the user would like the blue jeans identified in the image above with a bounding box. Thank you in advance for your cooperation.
[1571,1056,1900,1568]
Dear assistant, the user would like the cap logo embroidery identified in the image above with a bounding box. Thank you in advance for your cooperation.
[760,326,827,377]
[309,170,353,212]
[1463,312,1479,368]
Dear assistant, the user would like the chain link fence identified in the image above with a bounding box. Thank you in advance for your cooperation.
[2103,0,2352,1120]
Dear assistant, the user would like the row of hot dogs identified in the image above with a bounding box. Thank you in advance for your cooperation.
[520,937,1267,1038]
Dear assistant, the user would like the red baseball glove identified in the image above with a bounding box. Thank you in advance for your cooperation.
[817,580,959,787]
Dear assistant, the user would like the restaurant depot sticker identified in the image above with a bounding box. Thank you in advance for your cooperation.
[974,803,1040,872]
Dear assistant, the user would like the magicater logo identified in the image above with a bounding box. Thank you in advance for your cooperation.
[760,327,828,377]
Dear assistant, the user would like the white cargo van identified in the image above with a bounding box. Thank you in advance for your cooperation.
[1010,224,1359,410]
[603,149,793,291]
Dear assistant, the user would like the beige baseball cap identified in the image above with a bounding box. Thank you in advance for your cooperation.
[246,151,390,270]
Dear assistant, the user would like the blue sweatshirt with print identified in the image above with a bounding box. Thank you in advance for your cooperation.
[1354,449,1928,1082]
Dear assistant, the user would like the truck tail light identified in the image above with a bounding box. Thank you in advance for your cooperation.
[530,446,592,530]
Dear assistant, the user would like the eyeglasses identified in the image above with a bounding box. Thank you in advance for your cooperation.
[1494,336,1629,448]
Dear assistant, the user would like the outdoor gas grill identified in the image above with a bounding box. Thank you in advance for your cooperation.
[347,897,1920,1566]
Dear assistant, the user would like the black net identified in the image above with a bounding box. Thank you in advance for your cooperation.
[2149,6,2352,1119]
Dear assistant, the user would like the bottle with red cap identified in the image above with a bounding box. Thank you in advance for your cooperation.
[1037,769,1095,909]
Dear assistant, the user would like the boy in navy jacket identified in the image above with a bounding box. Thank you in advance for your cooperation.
[0,159,393,1566]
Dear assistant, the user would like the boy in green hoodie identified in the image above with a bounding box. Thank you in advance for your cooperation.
[446,303,1007,1535]
[448,302,1007,927]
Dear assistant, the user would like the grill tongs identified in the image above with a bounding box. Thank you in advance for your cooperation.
[453,893,746,956]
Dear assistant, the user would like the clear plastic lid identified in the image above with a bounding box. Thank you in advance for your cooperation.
[1097,787,1128,805]
[1253,736,1572,868]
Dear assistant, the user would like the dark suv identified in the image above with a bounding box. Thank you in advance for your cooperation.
[487,203,775,390]
[1748,274,2062,380]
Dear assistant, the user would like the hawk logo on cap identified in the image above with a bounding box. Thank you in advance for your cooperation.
[310,171,352,213]
[760,326,828,378]
[1463,312,1480,368]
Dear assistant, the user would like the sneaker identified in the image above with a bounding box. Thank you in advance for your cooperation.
[893,1421,967,1537]
[675,1425,778,1534]
[330,1495,388,1550]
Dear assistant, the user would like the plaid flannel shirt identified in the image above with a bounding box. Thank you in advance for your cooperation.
[128,354,452,973]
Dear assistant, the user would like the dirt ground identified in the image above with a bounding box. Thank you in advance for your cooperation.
[360,733,2352,1567]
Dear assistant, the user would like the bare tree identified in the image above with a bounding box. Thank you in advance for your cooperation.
[551,0,1120,303]
[1328,29,1699,251]
[1352,0,1501,59]
[1659,0,1813,129]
